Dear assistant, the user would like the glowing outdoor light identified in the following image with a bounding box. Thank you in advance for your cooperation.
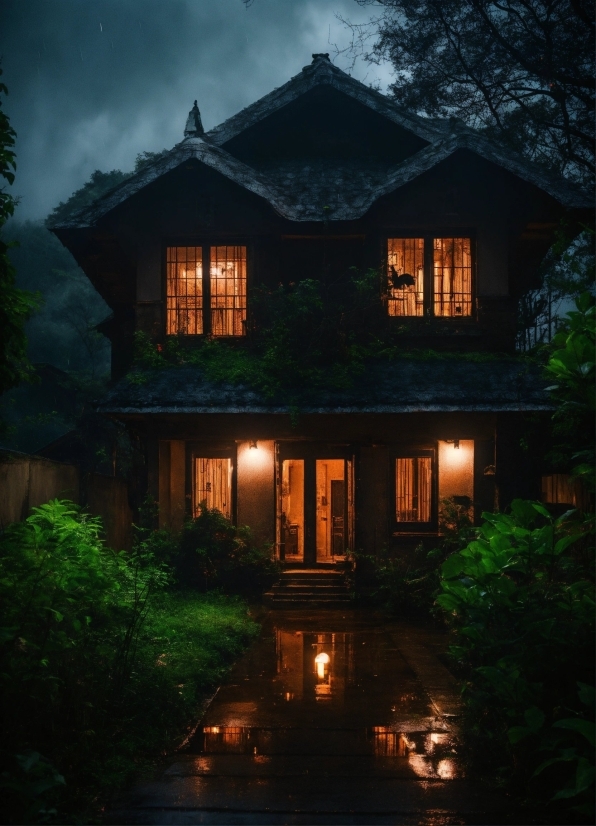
[315,651,330,679]
[453,439,460,449]
[249,440,258,450]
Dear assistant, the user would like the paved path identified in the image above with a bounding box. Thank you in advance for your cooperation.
[107,610,517,825]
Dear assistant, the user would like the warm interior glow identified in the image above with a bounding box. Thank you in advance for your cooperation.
[210,245,247,336]
[316,459,349,560]
[387,238,424,317]
[433,238,472,317]
[194,457,232,518]
[281,459,305,560]
[167,246,203,334]
[396,457,432,522]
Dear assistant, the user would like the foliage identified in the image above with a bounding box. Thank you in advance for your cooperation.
[543,292,595,488]
[346,0,595,184]
[167,505,281,595]
[45,170,130,228]
[45,150,169,228]
[0,72,40,403]
[130,269,511,404]
[437,500,594,815]
[0,499,258,822]
[351,497,476,614]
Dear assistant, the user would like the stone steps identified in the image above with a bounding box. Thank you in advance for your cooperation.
[265,568,352,607]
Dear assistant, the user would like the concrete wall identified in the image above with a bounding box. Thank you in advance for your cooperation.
[0,450,132,550]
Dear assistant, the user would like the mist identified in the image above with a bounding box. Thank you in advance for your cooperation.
[1,0,392,222]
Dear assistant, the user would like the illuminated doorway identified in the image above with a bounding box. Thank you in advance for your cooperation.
[278,446,353,566]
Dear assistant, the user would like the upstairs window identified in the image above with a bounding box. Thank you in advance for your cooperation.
[387,238,424,317]
[167,245,247,336]
[433,238,472,317]
[387,237,472,318]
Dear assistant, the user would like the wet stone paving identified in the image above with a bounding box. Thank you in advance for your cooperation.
[107,610,516,825]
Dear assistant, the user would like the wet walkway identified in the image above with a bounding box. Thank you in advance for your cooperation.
[108,610,515,825]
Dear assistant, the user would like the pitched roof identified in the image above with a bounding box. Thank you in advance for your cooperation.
[51,54,592,230]
[98,358,552,416]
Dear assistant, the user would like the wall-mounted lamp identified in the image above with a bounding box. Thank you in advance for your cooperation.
[249,440,258,450]
[453,439,460,450]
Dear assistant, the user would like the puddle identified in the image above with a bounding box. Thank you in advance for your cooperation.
[188,611,462,779]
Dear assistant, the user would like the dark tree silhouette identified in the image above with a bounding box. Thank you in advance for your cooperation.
[341,0,595,184]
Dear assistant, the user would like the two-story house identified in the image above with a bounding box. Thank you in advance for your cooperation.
[51,54,592,565]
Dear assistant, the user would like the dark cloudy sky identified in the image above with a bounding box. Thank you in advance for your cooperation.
[1,0,392,222]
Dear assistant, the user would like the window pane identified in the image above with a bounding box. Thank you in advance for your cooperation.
[387,238,424,317]
[396,457,432,522]
[433,238,472,317]
[166,246,203,335]
[210,245,247,336]
[194,458,231,518]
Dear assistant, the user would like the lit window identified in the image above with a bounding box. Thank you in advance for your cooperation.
[210,245,247,336]
[194,457,232,518]
[167,246,203,335]
[166,246,247,336]
[433,238,472,317]
[396,457,432,522]
[387,238,424,317]
[386,237,472,318]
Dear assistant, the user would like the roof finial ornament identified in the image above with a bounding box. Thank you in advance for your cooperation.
[184,100,205,138]
[312,53,330,62]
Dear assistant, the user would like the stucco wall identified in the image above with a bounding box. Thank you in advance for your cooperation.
[236,439,275,546]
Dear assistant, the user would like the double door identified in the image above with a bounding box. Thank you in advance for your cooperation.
[278,444,353,566]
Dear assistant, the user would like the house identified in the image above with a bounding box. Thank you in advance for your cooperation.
[51,54,592,565]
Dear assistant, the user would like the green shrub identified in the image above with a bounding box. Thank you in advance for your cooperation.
[0,499,259,822]
[438,499,594,817]
[174,505,281,594]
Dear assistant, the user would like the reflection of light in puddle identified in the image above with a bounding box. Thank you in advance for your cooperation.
[408,755,458,779]
[425,732,451,754]
[371,727,415,757]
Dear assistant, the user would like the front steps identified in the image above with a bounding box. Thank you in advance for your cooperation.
[265,568,352,608]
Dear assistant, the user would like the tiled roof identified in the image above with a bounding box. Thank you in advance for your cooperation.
[98,358,552,415]
[51,55,592,230]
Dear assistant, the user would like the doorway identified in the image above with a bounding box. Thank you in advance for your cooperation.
[278,446,353,566]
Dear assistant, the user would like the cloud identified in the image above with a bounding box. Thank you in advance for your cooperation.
[1,0,391,221]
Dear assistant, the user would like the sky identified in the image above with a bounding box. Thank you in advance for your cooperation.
[1,0,393,222]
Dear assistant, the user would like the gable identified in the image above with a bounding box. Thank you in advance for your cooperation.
[221,85,429,167]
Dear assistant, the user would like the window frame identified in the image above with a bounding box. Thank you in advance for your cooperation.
[185,442,237,521]
[391,447,438,533]
[164,241,250,337]
[384,233,476,320]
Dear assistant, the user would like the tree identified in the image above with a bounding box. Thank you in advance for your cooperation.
[0,70,39,399]
[343,0,595,185]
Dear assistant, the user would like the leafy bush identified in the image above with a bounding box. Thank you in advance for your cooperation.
[0,499,258,822]
[438,499,594,817]
[351,497,476,615]
[174,505,281,595]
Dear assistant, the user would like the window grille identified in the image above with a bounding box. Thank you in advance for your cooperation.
[396,457,432,522]
[166,246,203,335]
[387,238,424,317]
[210,245,247,336]
[194,457,231,518]
[433,238,472,317]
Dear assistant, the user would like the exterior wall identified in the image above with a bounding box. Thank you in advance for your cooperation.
[236,439,275,546]
[149,413,503,558]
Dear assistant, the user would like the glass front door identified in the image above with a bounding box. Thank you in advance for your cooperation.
[279,447,353,566]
